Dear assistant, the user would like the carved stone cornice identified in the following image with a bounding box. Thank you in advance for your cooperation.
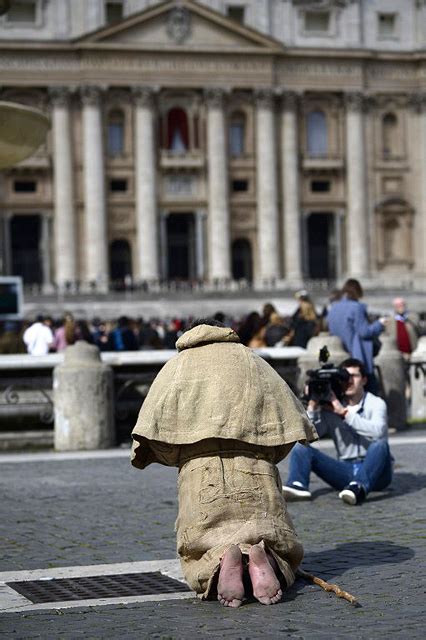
[254,88,275,110]
[132,86,159,108]
[292,0,355,8]
[204,88,226,109]
[49,86,72,108]
[80,86,103,107]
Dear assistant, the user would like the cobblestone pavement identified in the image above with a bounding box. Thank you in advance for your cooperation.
[0,437,425,639]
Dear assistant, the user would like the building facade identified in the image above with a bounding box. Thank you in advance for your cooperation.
[1,0,426,292]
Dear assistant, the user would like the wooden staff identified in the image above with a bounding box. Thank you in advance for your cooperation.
[296,568,360,607]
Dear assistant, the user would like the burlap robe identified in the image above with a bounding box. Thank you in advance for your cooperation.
[131,325,317,598]
[176,440,303,597]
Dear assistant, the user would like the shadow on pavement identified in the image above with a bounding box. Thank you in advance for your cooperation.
[282,540,415,604]
[356,472,426,502]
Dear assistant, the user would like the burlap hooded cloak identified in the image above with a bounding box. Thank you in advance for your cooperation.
[131,324,317,598]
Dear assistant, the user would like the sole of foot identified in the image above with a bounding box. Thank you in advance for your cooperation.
[217,544,245,608]
[248,544,282,605]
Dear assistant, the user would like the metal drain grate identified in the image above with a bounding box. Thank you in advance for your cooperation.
[6,572,191,604]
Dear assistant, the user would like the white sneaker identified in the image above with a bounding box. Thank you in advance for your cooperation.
[338,482,366,506]
[282,482,312,501]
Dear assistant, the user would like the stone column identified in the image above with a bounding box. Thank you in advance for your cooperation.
[50,87,77,289]
[255,89,280,283]
[345,92,369,277]
[1,214,11,274]
[374,335,407,430]
[195,209,206,281]
[159,211,169,280]
[81,86,108,291]
[205,89,231,281]
[40,215,52,292]
[410,336,426,421]
[411,93,426,280]
[281,91,302,285]
[54,341,114,451]
[133,87,159,283]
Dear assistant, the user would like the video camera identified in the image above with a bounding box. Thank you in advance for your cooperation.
[305,346,350,404]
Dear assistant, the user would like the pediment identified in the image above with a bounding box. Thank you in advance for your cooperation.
[77,0,283,53]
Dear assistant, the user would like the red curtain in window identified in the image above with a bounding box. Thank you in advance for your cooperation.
[167,108,189,150]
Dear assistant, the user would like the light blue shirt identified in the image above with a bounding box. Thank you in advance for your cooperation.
[307,391,388,460]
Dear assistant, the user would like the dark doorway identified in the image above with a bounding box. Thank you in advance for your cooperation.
[110,239,132,287]
[232,238,253,281]
[166,213,195,280]
[306,213,337,279]
[11,215,42,284]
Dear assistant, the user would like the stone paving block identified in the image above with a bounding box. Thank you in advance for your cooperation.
[0,441,425,637]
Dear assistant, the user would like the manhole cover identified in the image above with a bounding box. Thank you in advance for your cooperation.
[7,572,191,604]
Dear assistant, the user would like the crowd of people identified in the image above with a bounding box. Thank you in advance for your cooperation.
[0,283,422,364]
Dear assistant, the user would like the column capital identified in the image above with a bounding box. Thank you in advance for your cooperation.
[281,90,300,112]
[408,91,426,113]
[80,85,104,107]
[49,86,72,107]
[344,91,366,112]
[132,86,159,108]
[204,88,227,108]
[254,88,275,110]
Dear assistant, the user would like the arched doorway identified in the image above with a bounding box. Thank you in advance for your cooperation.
[166,213,195,280]
[305,213,337,280]
[232,238,252,281]
[110,239,132,288]
[11,214,42,284]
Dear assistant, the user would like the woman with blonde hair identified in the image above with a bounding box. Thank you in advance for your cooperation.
[286,296,320,348]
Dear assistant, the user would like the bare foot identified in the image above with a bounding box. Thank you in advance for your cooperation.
[248,544,282,605]
[217,545,245,608]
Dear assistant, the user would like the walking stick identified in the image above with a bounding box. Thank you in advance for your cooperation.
[296,568,360,606]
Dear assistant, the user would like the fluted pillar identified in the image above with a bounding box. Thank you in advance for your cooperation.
[195,209,206,281]
[81,86,108,291]
[281,91,303,285]
[345,92,368,277]
[256,90,280,283]
[412,93,426,279]
[50,87,77,289]
[133,87,159,283]
[205,89,231,281]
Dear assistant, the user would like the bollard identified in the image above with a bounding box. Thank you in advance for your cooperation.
[53,341,114,451]
[374,335,407,430]
[297,333,350,395]
[409,336,426,422]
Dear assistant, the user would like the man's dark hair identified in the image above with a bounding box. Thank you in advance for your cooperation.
[188,317,226,330]
[118,316,130,328]
[341,278,363,300]
[339,358,367,378]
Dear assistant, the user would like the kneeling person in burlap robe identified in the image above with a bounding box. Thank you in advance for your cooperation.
[131,319,317,607]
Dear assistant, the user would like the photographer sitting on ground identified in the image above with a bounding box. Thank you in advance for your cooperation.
[282,358,393,506]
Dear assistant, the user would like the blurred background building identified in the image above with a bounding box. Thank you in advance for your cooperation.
[1,0,426,298]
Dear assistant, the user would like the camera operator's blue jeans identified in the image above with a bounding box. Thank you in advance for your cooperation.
[286,440,393,495]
